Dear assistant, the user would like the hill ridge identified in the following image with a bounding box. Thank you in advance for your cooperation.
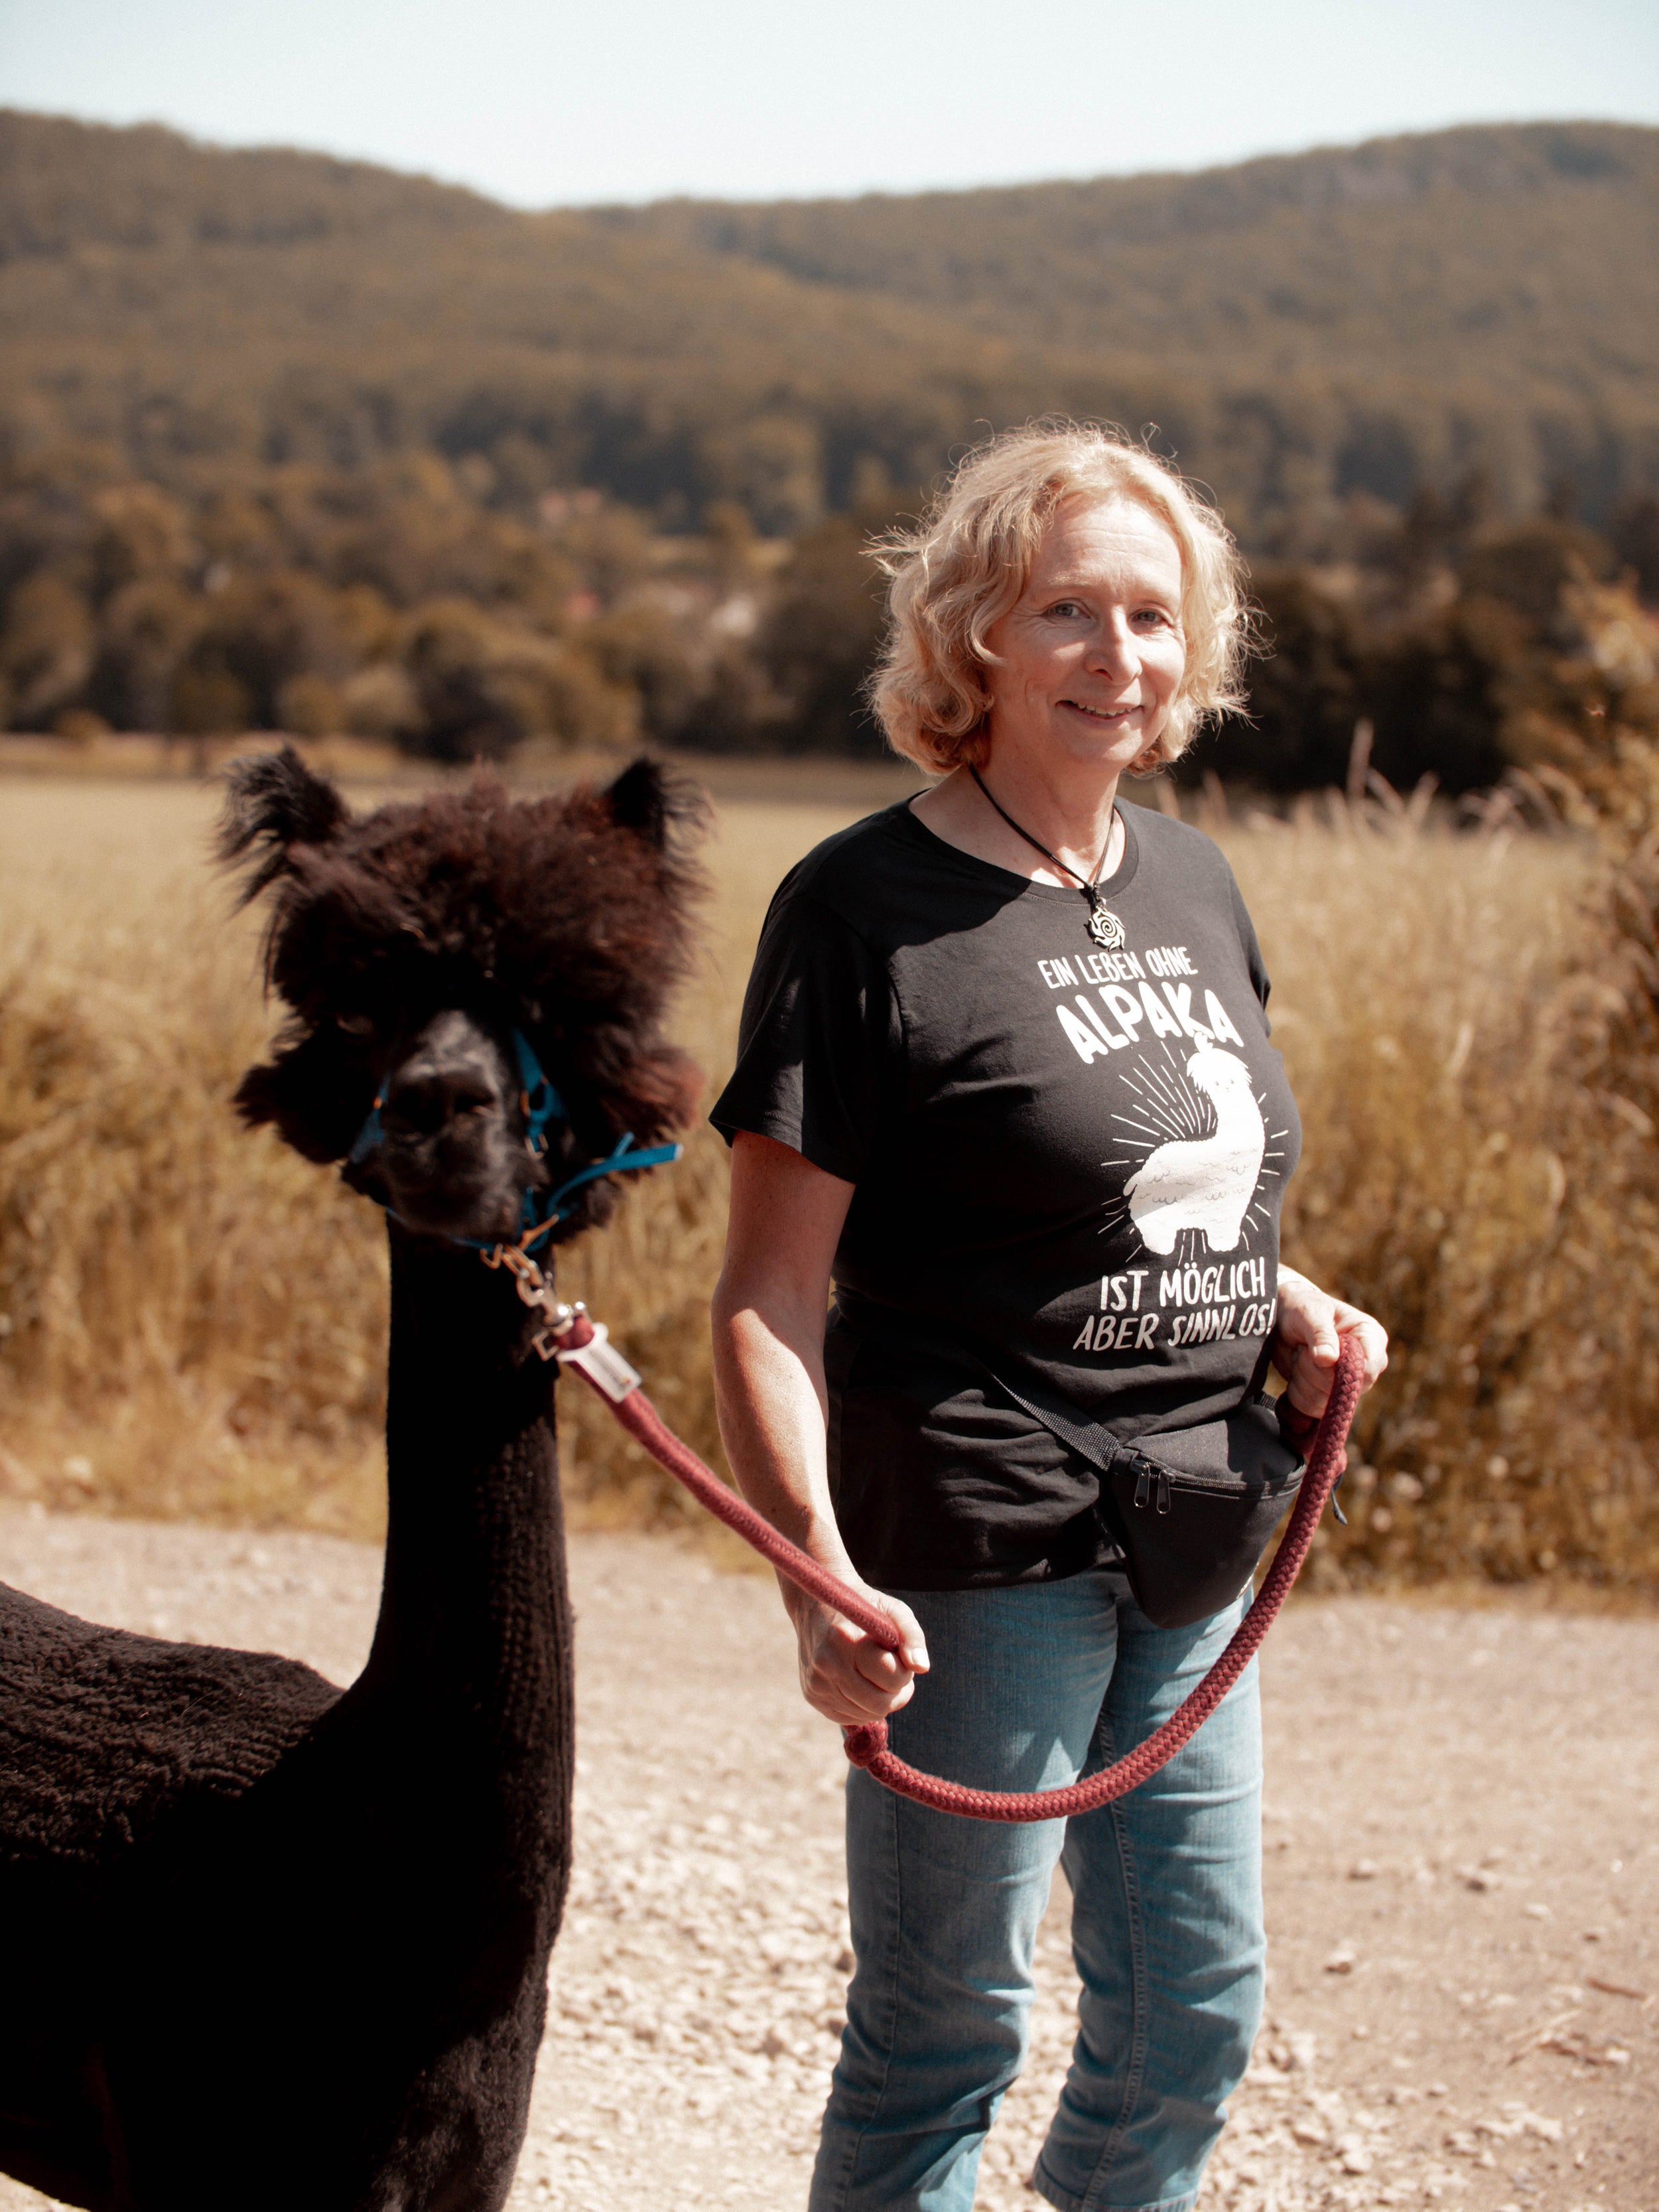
[0,109,1654,537]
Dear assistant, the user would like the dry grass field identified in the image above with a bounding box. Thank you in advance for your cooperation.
[1,760,1654,1596]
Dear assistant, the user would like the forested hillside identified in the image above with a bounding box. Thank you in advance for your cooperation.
[3,109,1655,778]
[3,111,1655,544]
[614,125,1657,389]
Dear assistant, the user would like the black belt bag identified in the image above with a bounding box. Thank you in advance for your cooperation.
[832,1308,1331,1631]
[976,1365,1311,1629]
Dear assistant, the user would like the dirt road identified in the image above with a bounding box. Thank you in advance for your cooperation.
[1,1511,1652,2211]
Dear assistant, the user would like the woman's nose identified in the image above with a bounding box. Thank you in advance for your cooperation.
[1085,617,1137,679]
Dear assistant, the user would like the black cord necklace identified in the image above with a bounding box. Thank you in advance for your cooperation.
[969,767,1126,949]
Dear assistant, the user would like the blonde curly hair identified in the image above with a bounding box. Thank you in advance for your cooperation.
[868,421,1250,776]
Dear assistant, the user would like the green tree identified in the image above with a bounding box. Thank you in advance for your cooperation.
[400,602,527,760]
[397,600,636,760]
[1,572,94,728]
[1459,519,1617,626]
[578,604,704,746]
[174,571,357,730]
[87,483,194,604]
[1195,569,1366,791]
[88,576,202,729]
[754,504,899,756]
[1367,597,1531,794]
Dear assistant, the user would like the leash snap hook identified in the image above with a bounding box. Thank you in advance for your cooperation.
[529,1295,579,1359]
[547,1308,641,1401]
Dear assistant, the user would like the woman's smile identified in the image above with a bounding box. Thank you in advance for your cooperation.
[1061,697,1138,723]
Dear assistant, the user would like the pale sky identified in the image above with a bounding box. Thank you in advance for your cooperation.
[3,0,1656,206]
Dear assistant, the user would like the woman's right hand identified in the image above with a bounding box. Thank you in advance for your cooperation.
[788,1582,929,1727]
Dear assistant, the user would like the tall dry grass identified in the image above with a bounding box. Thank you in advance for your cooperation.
[1,784,383,1531]
[1225,788,1656,1594]
[1,770,1654,1593]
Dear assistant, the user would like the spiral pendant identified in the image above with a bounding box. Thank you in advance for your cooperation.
[1087,896,1125,950]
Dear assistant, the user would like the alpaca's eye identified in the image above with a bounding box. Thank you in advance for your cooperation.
[337,1014,375,1039]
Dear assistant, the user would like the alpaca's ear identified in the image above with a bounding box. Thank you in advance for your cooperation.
[233,1024,375,1164]
[604,758,671,849]
[219,744,350,906]
[604,756,710,854]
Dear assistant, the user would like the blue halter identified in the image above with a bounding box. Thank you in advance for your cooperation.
[348,1028,681,1253]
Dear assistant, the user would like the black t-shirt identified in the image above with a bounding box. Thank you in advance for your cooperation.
[710,797,1302,1591]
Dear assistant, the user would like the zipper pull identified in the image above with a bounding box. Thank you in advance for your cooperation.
[1134,1466,1151,1509]
[1156,1470,1171,1515]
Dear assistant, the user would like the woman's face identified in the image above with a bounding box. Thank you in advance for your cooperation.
[981,494,1187,777]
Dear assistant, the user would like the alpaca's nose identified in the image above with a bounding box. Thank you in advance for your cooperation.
[380,1066,497,1138]
[368,1014,526,1243]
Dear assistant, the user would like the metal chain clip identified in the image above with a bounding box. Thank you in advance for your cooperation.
[478,1244,641,1399]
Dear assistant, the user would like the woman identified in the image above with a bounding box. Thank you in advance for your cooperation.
[709,422,1387,2212]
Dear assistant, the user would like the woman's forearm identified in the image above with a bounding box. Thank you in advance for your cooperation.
[710,1285,857,1596]
[712,1133,928,1710]
[711,1270,929,1704]
[711,1131,862,1607]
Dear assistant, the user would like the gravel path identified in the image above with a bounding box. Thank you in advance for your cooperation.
[0,1509,1653,2211]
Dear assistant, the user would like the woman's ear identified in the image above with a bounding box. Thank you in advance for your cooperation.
[219,743,350,905]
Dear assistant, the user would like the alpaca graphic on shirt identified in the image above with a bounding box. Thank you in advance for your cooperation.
[1122,1048,1265,1255]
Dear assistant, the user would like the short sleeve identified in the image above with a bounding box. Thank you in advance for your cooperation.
[1225,870,1272,1013]
[709,892,903,1184]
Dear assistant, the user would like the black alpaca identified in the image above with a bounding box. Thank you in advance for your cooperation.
[0,750,703,2211]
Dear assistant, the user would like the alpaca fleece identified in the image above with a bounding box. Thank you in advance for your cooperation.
[0,752,704,2211]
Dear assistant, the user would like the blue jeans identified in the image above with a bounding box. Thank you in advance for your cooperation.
[809,1572,1263,2212]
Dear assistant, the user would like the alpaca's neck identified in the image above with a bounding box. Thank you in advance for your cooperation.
[1201,1089,1255,1142]
[359,1231,570,1767]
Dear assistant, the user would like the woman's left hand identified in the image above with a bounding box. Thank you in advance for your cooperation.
[1272,1265,1389,1418]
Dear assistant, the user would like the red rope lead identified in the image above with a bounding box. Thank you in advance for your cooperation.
[594,1374,906,1647]
[554,1306,1362,1823]
[843,1343,1362,1821]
